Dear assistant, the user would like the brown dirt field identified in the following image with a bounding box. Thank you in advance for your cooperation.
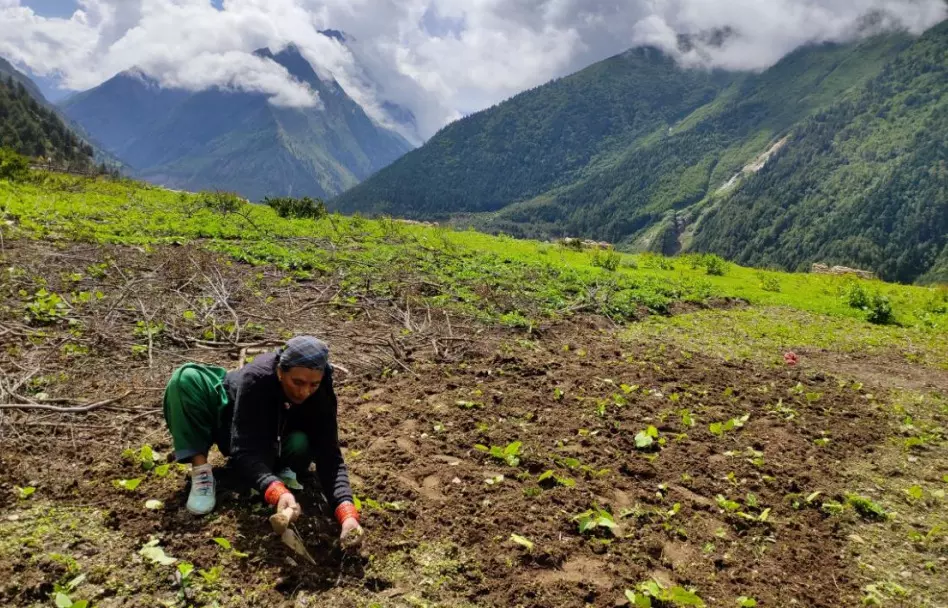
[0,239,941,608]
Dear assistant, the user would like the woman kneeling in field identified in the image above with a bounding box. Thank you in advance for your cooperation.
[161,335,362,543]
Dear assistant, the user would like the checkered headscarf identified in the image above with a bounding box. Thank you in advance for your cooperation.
[278,336,330,371]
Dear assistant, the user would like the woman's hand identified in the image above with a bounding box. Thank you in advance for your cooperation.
[340,517,364,549]
[277,492,302,523]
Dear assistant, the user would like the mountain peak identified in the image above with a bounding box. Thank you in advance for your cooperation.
[319,29,346,43]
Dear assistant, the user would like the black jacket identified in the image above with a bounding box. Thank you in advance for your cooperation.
[223,351,353,508]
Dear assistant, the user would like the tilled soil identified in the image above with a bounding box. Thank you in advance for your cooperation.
[0,240,912,607]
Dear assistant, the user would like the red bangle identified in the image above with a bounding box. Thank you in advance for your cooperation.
[265,481,290,506]
[335,502,359,525]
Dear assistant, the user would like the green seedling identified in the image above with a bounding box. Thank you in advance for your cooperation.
[113,478,143,491]
[53,593,88,608]
[736,597,758,607]
[198,566,223,585]
[139,444,155,471]
[176,562,194,588]
[579,464,611,479]
[680,409,695,427]
[15,485,36,500]
[510,534,534,552]
[456,400,482,409]
[846,494,888,521]
[213,537,249,558]
[624,579,705,607]
[144,499,164,510]
[709,414,750,437]
[556,456,581,469]
[634,425,660,450]
[475,441,522,467]
[139,538,176,565]
[573,507,617,535]
[904,485,924,502]
[553,388,564,401]
[537,470,575,488]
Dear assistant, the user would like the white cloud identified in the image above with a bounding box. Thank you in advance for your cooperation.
[0,0,945,142]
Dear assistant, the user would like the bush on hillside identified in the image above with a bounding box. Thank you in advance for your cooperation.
[200,190,244,214]
[0,148,29,181]
[264,196,327,220]
[591,249,621,272]
[866,294,894,325]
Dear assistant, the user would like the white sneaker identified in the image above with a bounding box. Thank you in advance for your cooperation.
[187,464,216,515]
[278,467,304,490]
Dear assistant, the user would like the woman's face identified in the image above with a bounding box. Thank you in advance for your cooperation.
[278,367,324,405]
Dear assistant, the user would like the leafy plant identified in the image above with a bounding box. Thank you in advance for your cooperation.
[139,538,176,565]
[573,507,617,535]
[624,579,706,607]
[15,485,36,500]
[510,534,534,552]
[22,289,69,324]
[475,441,523,467]
[846,494,888,521]
[537,470,575,488]
[213,537,249,558]
[53,593,88,608]
[634,425,660,450]
[113,478,143,491]
[709,414,750,437]
[198,565,223,585]
[736,597,758,607]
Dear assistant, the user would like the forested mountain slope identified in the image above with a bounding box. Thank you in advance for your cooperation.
[332,23,947,284]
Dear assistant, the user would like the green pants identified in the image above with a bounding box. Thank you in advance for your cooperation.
[162,363,230,463]
[162,363,314,470]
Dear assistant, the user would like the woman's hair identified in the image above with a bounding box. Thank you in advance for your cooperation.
[277,336,330,371]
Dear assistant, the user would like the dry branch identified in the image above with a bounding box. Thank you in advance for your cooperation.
[0,390,133,413]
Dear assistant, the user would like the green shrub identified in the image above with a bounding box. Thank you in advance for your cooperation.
[264,195,328,220]
[757,273,781,292]
[641,252,674,270]
[844,281,870,309]
[591,250,621,272]
[200,190,244,214]
[703,254,728,276]
[866,294,894,325]
[0,148,30,181]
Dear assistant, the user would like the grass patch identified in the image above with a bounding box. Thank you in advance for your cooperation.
[2,174,946,334]
[623,307,948,369]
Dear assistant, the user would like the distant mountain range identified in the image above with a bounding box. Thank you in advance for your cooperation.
[332,20,948,284]
[60,43,413,201]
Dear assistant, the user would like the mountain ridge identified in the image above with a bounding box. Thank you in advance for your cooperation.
[60,44,413,201]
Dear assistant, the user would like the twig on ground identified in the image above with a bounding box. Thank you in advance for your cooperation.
[0,390,133,412]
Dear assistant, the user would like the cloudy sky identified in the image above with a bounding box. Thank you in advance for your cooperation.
[1,0,945,142]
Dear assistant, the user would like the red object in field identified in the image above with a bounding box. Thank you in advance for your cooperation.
[784,352,799,366]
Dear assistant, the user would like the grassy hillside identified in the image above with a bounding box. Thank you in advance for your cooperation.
[1,173,947,608]
[331,25,947,284]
